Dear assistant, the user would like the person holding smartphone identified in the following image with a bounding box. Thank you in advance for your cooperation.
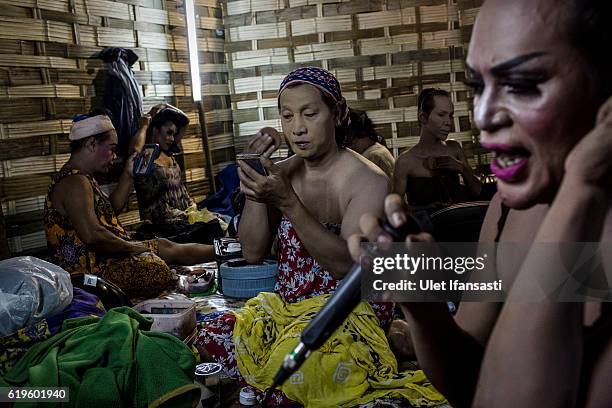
[129,105,225,243]
[44,112,215,298]
[195,67,409,405]
[130,104,194,224]
[392,88,482,211]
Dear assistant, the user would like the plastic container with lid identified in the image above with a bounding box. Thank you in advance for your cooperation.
[133,297,195,339]
[239,387,258,406]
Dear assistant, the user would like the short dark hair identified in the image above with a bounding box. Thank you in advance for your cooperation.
[346,109,386,147]
[146,107,189,143]
[418,88,450,117]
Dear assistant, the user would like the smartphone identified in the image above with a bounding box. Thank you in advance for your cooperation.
[134,144,160,177]
[236,153,267,176]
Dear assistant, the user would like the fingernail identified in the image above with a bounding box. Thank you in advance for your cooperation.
[391,212,406,227]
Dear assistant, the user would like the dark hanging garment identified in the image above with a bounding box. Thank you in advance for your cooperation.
[98,48,143,156]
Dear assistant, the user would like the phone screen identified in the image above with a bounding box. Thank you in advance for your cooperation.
[134,144,160,177]
[236,153,267,176]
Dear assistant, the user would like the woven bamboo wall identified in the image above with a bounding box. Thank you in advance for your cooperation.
[0,0,233,256]
[223,0,484,161]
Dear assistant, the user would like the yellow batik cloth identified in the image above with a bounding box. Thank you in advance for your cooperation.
[184,205,228,230]
[233,292,446,407]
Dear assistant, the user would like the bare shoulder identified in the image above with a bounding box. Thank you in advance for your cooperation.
[343,150,387,181]
[54,173,93,198]
[447,139,466,157]
[275,154,301,175]
[50,173,94,215]
[395,147,422,170]
[396,147,418,163]
[341,150,389,195]
[479,192,503,243]
[447,139,462,149]
[479,192,549,243]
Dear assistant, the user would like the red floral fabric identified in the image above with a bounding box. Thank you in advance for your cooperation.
[196,218,392,405]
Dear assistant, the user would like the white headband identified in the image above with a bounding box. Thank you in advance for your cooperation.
[69,115,115,141]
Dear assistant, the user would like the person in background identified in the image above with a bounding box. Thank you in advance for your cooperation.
[346,108,395,179]
[194,68,441,407]
[130,104,225,243]
[131,104,193,224]
[44,113,214,298]
[349,0,612,406]
[393,88,482,211]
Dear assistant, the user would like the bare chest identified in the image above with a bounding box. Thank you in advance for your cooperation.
[292,177,345,224]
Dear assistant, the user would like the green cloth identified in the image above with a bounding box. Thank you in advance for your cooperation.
[1,307,199,408]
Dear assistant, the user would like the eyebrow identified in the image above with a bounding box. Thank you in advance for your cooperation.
[466,52,548,77]
[281,104,316,111]
[490,52,547,75]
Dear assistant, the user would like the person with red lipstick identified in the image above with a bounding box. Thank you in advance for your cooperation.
[349,0,612,407]
[393,88,482,210]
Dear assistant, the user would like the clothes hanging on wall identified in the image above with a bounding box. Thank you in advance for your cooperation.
[97,47,143,156]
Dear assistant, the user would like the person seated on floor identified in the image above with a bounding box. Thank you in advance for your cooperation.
[346,108,395,179]
[349,0,612,406]
[393,88,482,211]
[130,104,192,223]
[129,104,225,243]
[194,67,444,407]
[44,112,215,298]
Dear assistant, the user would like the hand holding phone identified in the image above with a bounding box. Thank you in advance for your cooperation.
[236,153,268,176]
[134,144,161,177]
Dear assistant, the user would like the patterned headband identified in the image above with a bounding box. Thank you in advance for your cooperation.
[278,66,350,127]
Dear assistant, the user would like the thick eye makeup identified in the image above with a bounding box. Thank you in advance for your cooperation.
[465,52,550,97]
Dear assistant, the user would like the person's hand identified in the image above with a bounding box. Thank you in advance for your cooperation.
[388,319,415,360]
[428,155,464,173]
[138,114,151,129]
[148,104,167,118]
[237,156,294,208]
[347,194,438,315]
[347,193,433,262]
[124,152,138,178]
[564,95,612,193]
[246,127,281,158]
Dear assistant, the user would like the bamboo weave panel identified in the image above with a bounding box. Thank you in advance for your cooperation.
[224,0,482,161]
